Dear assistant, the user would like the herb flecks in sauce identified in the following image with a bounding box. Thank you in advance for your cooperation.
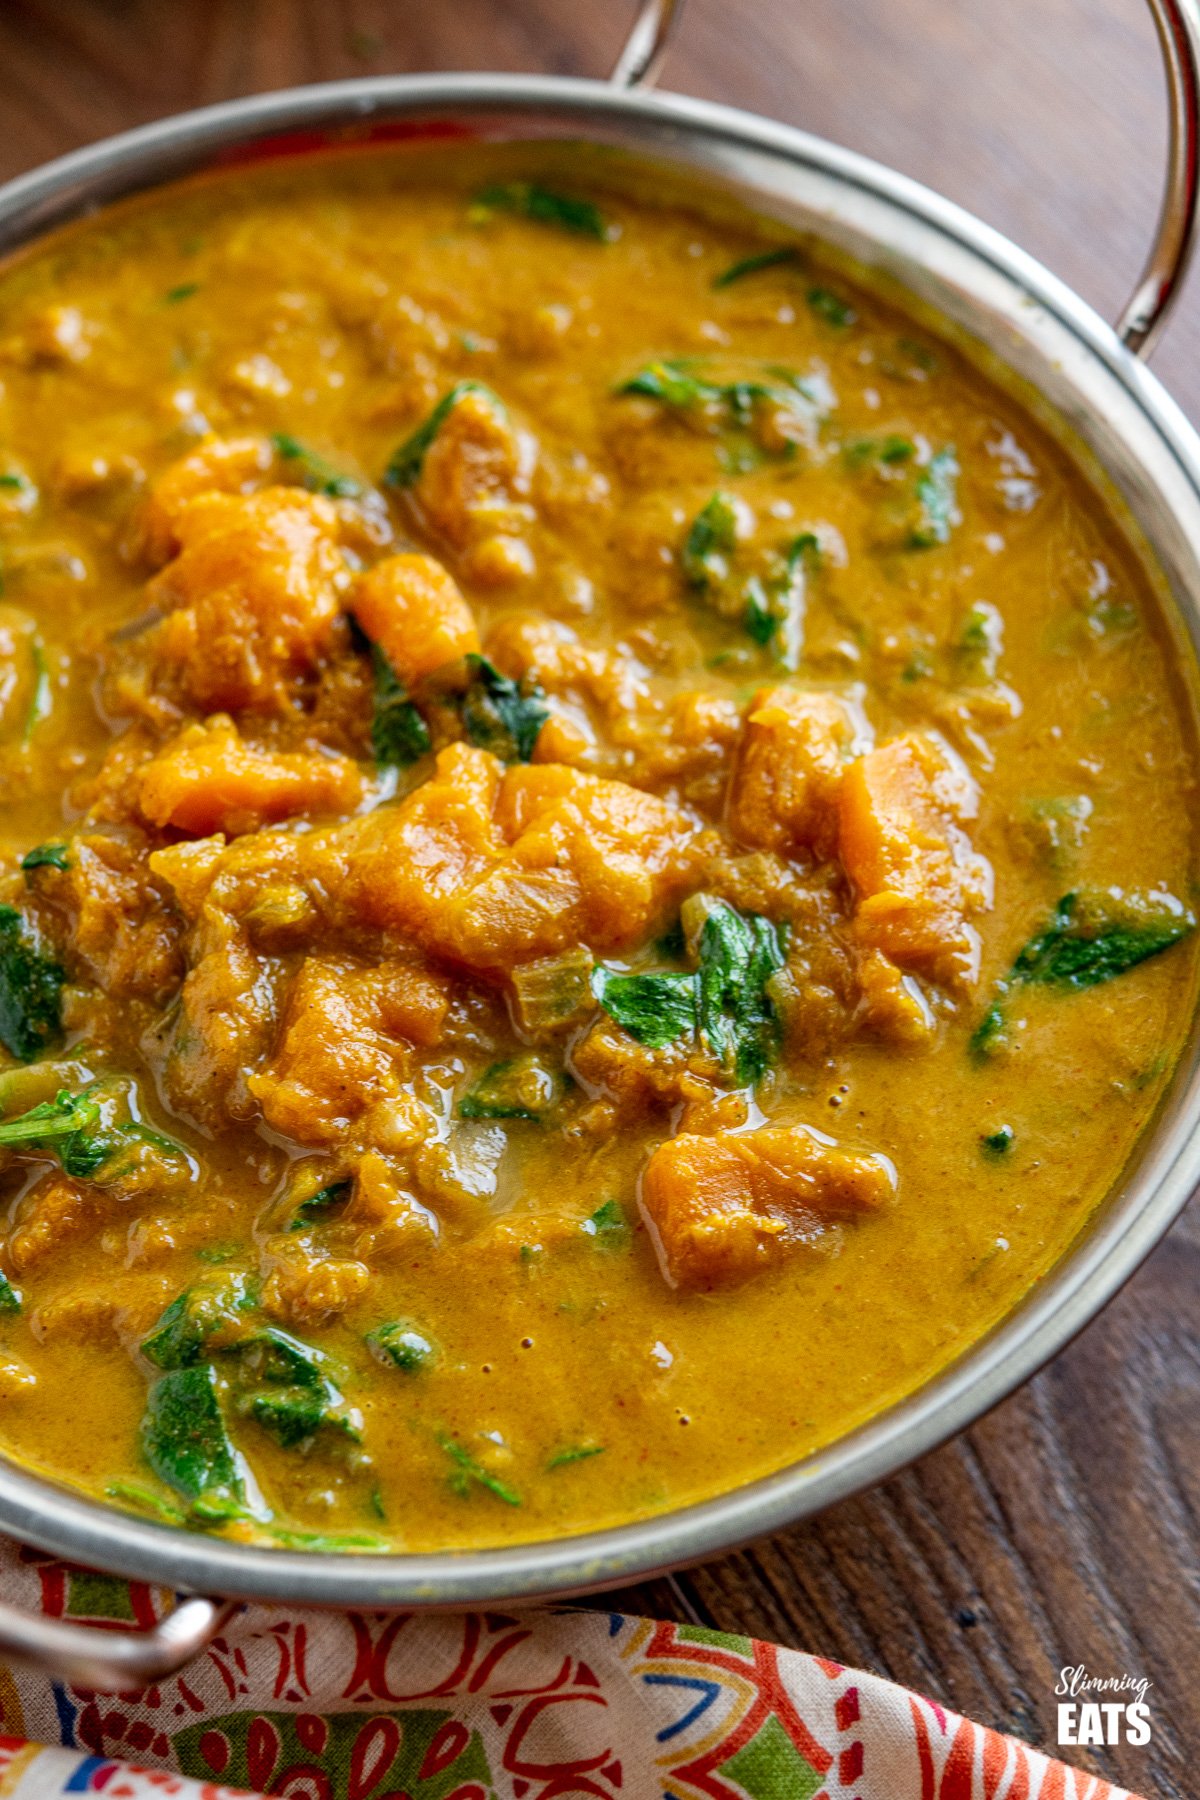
[472,182,610,241]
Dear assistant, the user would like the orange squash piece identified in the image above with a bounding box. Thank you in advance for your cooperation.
[137,717,365,836]
[247,956,448,1145]
[134,435,273,567]
[728,685,867,858]
[315,741,705,974]
[838,732,991,987]
[146,487,344,713]
[641,1127,895,1288]
[351,552,480,688]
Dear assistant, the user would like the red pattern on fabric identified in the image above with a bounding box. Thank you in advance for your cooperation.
[939,1717,978,1799]
[838,1743,864,1785]
[909,1697,938,1800]
[464,1629,535,1695]
[501,1691,613,1799]
[836,1689,861,1732]
[980,1726,1009,1798]
[345,1718,400,1799]
[1006,1743,1032,1800]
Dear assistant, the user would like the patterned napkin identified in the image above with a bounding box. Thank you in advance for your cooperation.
[0,1544,1142,1800]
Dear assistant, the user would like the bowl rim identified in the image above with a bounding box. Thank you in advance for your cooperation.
[1,69,1199,1607]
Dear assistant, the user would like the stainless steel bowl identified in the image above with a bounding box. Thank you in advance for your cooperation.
[1,0,1199,1689]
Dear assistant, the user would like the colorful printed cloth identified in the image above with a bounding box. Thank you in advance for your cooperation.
[0,1545,1143,1800]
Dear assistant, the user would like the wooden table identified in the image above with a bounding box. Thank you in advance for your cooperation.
[1,2,1196,1791]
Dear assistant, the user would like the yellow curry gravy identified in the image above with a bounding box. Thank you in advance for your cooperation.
[0,144,1193,1552]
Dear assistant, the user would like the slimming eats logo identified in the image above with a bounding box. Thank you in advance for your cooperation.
[1056,1666,1153,1747]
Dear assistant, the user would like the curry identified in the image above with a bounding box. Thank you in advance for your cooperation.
[0,143,1193,1553]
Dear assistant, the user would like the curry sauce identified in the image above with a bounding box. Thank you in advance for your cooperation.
[0,144,1193,1551]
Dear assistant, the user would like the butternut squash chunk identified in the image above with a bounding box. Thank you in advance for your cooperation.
[641,1126,895,1287]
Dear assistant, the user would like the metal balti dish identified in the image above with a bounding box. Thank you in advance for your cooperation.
[0,0,1198,1688]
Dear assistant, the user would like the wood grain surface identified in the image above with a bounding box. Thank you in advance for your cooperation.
[0,1,1197,1791]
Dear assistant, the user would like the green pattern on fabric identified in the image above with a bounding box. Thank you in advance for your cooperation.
[173,1708,496,1800]
[677,1622,754,1654]
[65,1571,136,1622]
[719,1714,825,1800]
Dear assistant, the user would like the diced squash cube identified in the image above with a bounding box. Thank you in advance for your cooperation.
[247,956,448,1145]
[262,1241,371,1329]
[415,386,534,548]
[165,918,277,1130]
[641,1126,895,1288]
[728,686,868,857]
[838,732,991,987]
[134,436,273,566]
[8,1174,100,1275]
[351,552,480,689]
[315,742,704,974]
[145,487,344,713]
[137,717,364,836]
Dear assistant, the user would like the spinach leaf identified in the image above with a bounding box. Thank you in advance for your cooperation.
[713,247,799,288]
[141,1365,246,1521]
[289,1178,352,1231]
[619,360,723,408]
[370,643,431,767]
[384,380,502,488]
[367,1320,437,1372]
[474,181,609,240]
[583,1197,630,1250]
[972,891,1195,1055]
[592,900,784,1085]
[439,1433,521,1506]
[248,1387,336,1449]
[590,967,698,1049]
[23,641,51,746]
[844,434,916,469]
[267,1526,387,1552]
[807,285,856,327]
[681,496,813,663]
[682,491,740,590]
[0,1087,128,1180]
[459,655,548,763]
[141,1276,254,1371]
[164,282,200,305]
[740,532,816,663]
[1012,892,1194,988]
[980,1126,1014,1157]
[0,1085,190,1189]
[0,1089,100,1152]
[236,1327,361,1449]
[546,1443,605,1469]
[271,433,361,499]
[105,1478,185,1524]
[0,907,64,1063]
[459,1054,559,1121]
[621,362,825,433]
[0,1273,21,1314]
[969,999,1007,1059]
[910,447,960,547]
[20,842,69,876]
[695,901,785,1084]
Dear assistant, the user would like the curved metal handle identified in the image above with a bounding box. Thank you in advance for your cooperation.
[0,1593,234,1691]
[611,0,684,90]
[609,0,1200,359]
[1120,0,1200,354]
